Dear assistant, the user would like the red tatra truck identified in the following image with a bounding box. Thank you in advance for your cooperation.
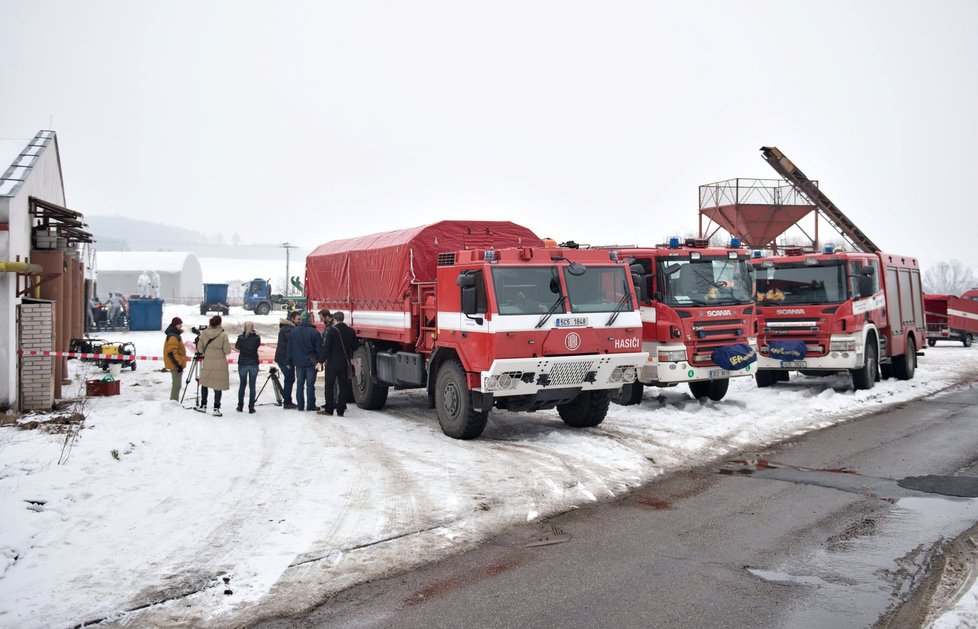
[752,247,925,390]
[611,238,758,404]
[924,294,978,347]
[305,221,648,439]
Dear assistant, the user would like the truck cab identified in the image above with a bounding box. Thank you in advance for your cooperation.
[752,248,925,390]
[242,278,273,315]
[613,239,757,404]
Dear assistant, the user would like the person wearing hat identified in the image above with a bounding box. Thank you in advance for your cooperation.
[163,316,188,401]
[287,310,322,411]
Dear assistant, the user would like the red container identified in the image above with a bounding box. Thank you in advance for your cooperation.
[86,379,120,397]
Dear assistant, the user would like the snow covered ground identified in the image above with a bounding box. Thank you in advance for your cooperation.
[2,304,978,628]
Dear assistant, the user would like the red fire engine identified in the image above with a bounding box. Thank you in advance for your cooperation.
[753,247,925,389]
[305,221,647,439]
[612,238,757,404]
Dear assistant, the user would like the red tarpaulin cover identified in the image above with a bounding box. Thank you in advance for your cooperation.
[306,221,543,310]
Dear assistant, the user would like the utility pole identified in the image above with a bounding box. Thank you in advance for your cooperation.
[280,242,298,296]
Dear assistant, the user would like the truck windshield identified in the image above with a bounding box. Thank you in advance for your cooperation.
[491,267,563,315]
[564,266,631,313]
[656,257,753,306]
[756,261,847,305]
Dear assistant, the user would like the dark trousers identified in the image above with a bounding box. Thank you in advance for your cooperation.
[200,387,223,409]
[238,364,258,408]
[277,361,295,405]
[324,368,350,413]
[295,366,317,411]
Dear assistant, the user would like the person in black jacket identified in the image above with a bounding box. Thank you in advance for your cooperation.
[235,321,262,413]
[288,311,322,411]
[275,310,300,409]
[317,311,358,416]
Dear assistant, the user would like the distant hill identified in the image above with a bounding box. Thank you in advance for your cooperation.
[86,215,308,259]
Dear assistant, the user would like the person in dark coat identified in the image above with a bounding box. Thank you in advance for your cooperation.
[275,310,300,409]
[317,311,358,416]
[235,321,261,413]
[287,311,321,411]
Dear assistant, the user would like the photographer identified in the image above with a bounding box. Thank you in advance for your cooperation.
[195,315,231,416]
[235,321,261,413]
[163,316,188,401]
[275,310,300,409]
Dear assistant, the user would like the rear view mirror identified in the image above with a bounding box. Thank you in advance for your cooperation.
[858,275,875,298]
[457,273,476,288]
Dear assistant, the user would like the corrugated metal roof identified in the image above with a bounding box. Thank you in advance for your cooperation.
[0,131,56,198]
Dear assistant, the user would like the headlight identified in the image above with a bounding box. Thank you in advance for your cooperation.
[498,373,513,389]
[658,350,687,362]
[830,339,856,351]
[621,366,637,382]
[609,366,624,383]
[485,375,499,390]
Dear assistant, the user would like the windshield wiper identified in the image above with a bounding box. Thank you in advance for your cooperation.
[536,294,567,329]
[605,287,633,326]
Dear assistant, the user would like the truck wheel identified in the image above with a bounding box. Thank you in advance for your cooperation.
[200,305,207,315]
[222,307,230,316]
[256,302,271,316]
[352,345,389,410]
[435,360,489,439]
[688,379,728,401]
[851,339,877,390]
[708,378,729,401]
[893,338,916,380]
[927,339,936,347]
[755,370,776,388]
[617,382,644,406]
[557,390,610,428]
[965,334,973,348]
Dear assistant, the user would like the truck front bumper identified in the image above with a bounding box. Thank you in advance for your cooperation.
[478,352,648,397]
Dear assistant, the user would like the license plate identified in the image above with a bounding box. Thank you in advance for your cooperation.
[782,361,807,368]
[555,317,588,328]
[708,369,729,378]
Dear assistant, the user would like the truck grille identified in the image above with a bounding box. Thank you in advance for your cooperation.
[548,361,595,387]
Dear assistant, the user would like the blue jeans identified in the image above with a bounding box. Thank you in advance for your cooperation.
[295,366,317,411]
[238,364,259,408]
[277,361,295,405]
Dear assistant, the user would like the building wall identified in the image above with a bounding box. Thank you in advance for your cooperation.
[0,132,66,409]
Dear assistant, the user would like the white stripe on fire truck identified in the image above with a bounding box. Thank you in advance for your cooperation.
[436,311,643,332]
[948,308,978,322]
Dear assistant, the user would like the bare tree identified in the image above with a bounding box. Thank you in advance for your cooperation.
[924,260,977,295]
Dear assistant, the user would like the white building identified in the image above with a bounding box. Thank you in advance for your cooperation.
[95,251,203,303]
[0,131,94,410]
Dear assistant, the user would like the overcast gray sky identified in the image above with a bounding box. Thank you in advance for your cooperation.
[1,1,976,267]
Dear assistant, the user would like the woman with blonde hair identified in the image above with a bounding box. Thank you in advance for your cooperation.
[235,320,261,413]
[195,315,231,416]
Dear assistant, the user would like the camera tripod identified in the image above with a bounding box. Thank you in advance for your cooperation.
[255,366,285,406]
[180,353,204,408]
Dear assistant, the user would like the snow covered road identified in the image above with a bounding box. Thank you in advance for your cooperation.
[2,305,978,628]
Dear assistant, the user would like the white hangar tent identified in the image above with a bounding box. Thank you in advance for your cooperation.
[96,251,203,303]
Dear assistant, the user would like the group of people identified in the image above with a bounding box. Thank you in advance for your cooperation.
[162,308,358,418]
[275,308,358,416]
[137,270,162,299]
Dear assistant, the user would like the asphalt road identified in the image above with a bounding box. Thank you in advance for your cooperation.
[259,382,978,628]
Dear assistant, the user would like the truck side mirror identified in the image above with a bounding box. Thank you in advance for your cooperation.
[457,272,483,322]
[858,275,875,298]
[631,271,648,303]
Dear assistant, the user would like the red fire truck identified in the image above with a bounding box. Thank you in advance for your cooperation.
[612,238,757,404]
[924,294,978,347]
[305,221,647,439]
[753,247,926,390]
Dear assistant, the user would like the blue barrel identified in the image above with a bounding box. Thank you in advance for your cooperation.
[128,298,164,331]
[203,283,229,304]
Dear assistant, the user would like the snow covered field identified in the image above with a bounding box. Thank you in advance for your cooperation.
[2,304,978,628]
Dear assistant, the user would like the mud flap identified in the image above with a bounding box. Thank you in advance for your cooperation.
[471,390,494,413]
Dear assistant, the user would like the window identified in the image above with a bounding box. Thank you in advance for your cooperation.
[564,266,630,313]
[491,267,562,315]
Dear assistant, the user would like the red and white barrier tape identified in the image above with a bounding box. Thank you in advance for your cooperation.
[17,350,278,365]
